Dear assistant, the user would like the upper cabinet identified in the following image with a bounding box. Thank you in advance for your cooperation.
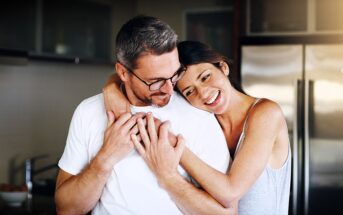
[316,0,343,32]
[247,0,343,35]
[184,8,234,59]
[42,0,111,61]
[0,0,112,62]
[0,0,36,51]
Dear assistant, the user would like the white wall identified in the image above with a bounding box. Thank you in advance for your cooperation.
[0,61,113,183]
[0,0,136,184]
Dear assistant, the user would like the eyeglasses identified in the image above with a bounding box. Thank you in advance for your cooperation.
[120,63,186,91]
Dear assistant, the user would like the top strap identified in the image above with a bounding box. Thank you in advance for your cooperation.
[234,98,264,158]
[241,98,263,134]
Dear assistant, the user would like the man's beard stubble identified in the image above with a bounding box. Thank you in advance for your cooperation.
[132,89,171,107]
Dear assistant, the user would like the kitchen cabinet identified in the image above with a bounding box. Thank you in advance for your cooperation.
[247,0,343,35]
[185,8,234,59]
[0,0,36,52]
[42,0,111,61]
[0,0,112,62]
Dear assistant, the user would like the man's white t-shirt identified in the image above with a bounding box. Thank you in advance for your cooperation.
[58,92,229,215]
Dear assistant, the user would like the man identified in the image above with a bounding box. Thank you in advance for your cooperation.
[55,15,229,215]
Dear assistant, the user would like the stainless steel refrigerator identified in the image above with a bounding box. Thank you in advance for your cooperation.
[241,44,343,215]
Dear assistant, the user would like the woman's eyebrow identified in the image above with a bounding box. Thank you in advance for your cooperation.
[181,86,192,94]
[196,69,210,80]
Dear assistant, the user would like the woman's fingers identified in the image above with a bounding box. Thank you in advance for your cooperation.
[106,111,115,128]
[175,135,185,157]
[153,117,162,132]
[159,121,170,144]
[137,117,151,149]
[147,113,158,143]
[131,134,145,156]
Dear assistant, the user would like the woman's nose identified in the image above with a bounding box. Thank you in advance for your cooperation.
[198,87,210,100]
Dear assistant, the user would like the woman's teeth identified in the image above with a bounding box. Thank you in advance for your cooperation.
[206,91,220,105]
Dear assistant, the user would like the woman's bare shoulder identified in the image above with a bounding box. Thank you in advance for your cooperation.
[247,98,286,132]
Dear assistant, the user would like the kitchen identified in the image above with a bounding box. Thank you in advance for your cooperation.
[0,0,342,214]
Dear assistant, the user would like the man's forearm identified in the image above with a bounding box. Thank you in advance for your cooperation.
[159,174,236,215]
[55,157,111,215]
[55,110,137,214]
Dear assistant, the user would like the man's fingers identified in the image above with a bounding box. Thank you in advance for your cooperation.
[158,121,170,143]
[131,134,145,156]
[122,112,145,131]
[106,111,115,128]
[147,113,157,143]
[114,112,132,127]
[130,124,139,135]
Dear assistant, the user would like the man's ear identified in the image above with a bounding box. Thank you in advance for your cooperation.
[115,62,130,82]
[219,61,230,76]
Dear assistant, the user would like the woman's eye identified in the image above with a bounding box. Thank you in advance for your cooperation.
[185,89,194,97]
[201,73,211,82]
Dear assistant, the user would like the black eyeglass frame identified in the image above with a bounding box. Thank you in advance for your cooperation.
[119,62,186,91]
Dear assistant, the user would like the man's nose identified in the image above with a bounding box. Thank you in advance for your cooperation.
[160,79,174,94]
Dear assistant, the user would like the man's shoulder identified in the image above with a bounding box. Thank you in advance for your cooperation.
[75,93,105,118]
[78,93,104,109]
[170,92,213,118]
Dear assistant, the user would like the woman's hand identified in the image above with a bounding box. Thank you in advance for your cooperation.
[152,117,177,147]
[131,113,185,184]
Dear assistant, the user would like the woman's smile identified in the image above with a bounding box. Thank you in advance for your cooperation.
[204,90,221,106]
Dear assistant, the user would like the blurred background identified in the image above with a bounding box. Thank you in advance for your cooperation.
[0,0,342,214]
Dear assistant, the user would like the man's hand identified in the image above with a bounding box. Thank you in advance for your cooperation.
[95,111,144,173]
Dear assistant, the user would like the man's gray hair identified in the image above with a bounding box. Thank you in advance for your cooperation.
[115,15,178,70]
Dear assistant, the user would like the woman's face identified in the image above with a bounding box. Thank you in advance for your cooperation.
[176,62,231,114]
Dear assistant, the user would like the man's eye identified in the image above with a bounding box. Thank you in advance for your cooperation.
[201,73,211,82]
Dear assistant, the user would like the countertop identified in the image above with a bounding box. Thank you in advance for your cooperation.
[0,195,56,215]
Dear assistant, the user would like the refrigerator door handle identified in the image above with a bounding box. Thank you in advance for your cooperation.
[304,79,309,215]
[292,79,301,215]
[304,79,313,215]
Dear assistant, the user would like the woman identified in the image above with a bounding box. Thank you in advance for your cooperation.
[103,41,291,215]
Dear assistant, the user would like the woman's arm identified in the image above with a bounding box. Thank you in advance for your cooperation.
[103,73,131,118]
[103,75,178,146]
[131,113,237,215]
[180,100,289,207]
